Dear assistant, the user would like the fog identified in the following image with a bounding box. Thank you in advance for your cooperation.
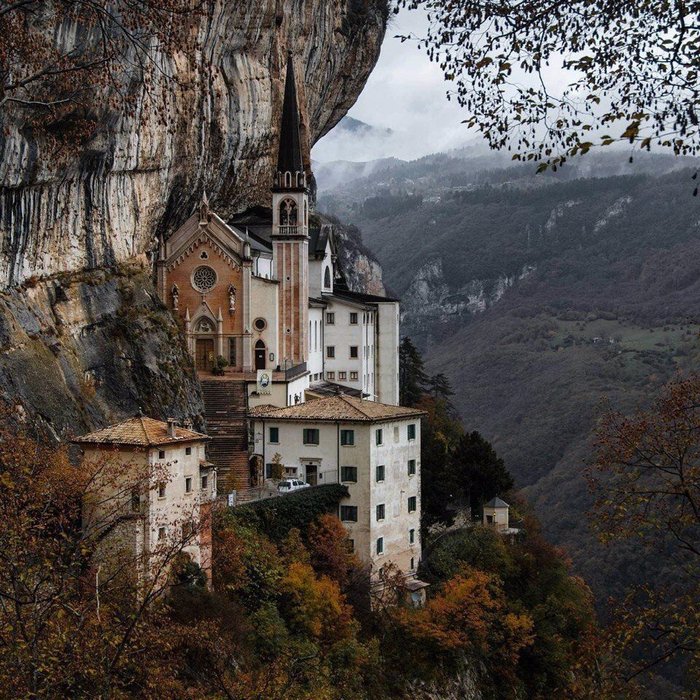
[312,9,473,164]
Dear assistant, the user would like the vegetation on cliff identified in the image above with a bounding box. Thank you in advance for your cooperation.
[0,415,604,698]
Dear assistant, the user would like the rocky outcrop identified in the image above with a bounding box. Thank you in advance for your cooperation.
[0,1,385,435]
[0,260,203,440]
[401,258,536,337]
[333,219,387,295]
[0,0,387,287]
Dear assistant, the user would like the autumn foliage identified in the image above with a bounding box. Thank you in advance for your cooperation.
[0,412,610,697]
[591,374,700,690]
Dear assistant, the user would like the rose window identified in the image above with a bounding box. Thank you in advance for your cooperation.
[192,265,217,293]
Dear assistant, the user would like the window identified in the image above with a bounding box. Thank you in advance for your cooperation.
[182,521,195,541]
[324,266,331,289]
[376,464,385,482]
[376,504,385,521]
[340,429,355,446]
[376,537,384,555]
[375,429,383,446]
[185,447,192,456]
[339,371,347,381]
[410,557,415,570]
[394,426,399,442]
[408,496,417,513]
[340,505,358,522]
[265,463,275,479]
[157,483,166,499]
[326,371,335,380]
[254,317,267,331]
[158,527,166,541]
[350,371,358,381]
[408,423,417,441]
[350,345,358,358]
[326,312,335,324]
[130,488,140,513]
[228,337,237,366]
[280,197,298,226]
[326,345,335,358]
[350,312,358,324]
[347,539,355,553]
[158,450,165,460]
[269,427,279,443]
[303,428,319,445]
[185,477,192,493]
[341,466,357,482]
[192,265,217,293]
[408,459,416,476]
[201,474,208,491]
[409,528,415,544]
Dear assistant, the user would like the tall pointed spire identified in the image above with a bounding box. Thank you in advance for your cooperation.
[277,52,304,176]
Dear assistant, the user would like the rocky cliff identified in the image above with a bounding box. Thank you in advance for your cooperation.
[0,260,203,440]
[0,1,386,437]
[0,0,387,287]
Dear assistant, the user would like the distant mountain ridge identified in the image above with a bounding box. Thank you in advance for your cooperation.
[317,149,700,600]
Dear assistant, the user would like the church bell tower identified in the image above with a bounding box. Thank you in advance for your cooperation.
[272,53,309,368]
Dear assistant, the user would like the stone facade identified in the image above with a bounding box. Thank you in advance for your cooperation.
[249,396,425,578]
[157,56,400,406]
[76,417,216,586]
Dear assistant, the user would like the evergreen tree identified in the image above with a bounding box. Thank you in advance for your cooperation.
[399,337,428,407]
[450,431,514,518]
[427,372,457,415]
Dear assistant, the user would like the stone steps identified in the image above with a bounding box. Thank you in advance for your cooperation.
[200,379,250,494]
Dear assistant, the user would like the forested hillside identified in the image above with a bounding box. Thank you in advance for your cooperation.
[318,152,700,599]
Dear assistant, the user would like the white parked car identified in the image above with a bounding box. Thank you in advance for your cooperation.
[277,479,311,493]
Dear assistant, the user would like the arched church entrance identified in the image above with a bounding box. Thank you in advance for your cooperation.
[194,317,216,371]
[255,340,266,371]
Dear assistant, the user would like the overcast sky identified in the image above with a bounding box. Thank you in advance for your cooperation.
[312,9,474,163]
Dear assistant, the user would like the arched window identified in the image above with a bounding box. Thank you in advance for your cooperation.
[324,266,331,289]
[255,339,265,350]
[280,198,297,226]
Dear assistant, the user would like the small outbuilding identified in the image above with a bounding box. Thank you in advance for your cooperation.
[483,496,511,532]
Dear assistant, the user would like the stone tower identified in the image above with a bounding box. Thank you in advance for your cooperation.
[272,53,309,368]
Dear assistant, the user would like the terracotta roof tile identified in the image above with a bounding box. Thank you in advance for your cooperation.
[248,395,426,423]
[74,417,208,447]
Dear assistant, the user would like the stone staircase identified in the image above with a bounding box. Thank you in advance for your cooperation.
[200,379,250,495]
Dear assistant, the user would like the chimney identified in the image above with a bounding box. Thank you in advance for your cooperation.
[167,418,177,439]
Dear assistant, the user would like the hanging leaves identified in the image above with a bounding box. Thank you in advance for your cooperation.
[395,0,700,170]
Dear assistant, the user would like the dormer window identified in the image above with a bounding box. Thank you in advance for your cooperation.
[324,266,331,290]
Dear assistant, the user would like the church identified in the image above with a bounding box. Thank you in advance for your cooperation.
[150,55,420,581]
[156,55,399,408]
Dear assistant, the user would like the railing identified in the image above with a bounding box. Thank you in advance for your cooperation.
[278,225,299,236]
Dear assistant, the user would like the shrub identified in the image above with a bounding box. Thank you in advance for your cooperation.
[229,484,349,541]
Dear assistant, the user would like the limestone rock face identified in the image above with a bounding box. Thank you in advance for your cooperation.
[0,262,204,441]
[0,0,387,287]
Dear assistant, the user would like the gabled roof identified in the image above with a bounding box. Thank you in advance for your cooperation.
[165,211,246,270]
[74,417,209,448]
[484,497,510,509]
[249,395,426,423]
[277,54,303,174]
[309,225,335,258]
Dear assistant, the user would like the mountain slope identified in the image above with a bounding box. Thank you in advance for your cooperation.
[319,154,700,597]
